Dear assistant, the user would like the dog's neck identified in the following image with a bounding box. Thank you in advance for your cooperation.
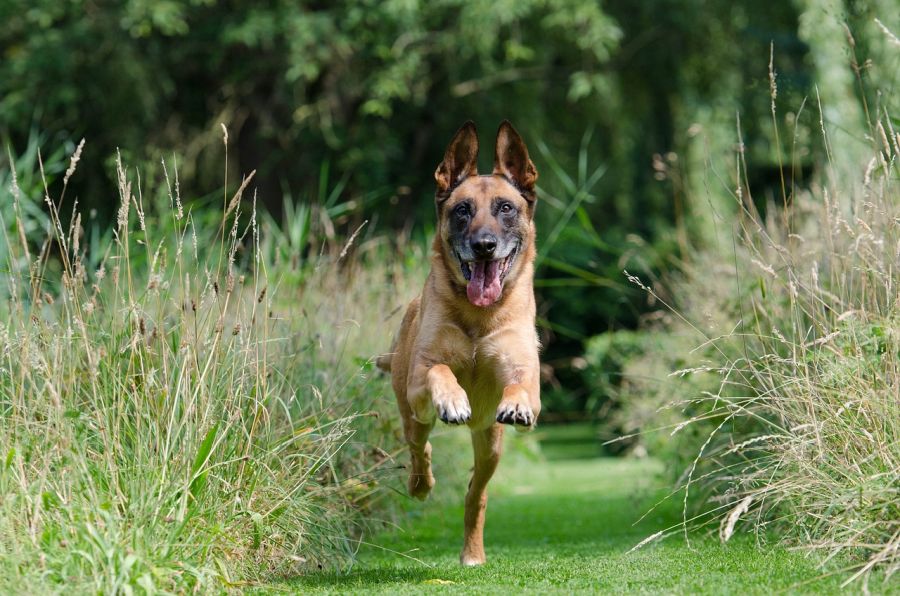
[428,238,536,336]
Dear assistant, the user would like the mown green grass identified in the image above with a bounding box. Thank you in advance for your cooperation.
[288,428,853,595]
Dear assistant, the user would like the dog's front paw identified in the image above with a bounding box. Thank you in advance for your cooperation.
[496,399,534,428]
[433,385,471,425]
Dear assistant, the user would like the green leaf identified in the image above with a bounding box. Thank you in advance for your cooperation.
[250,511,264,550]
[42,491,60,510]
[189,423,219,503]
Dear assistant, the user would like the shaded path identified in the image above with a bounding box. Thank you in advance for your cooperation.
[292,432,846,594]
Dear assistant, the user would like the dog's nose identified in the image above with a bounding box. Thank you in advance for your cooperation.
[471,233,498,258]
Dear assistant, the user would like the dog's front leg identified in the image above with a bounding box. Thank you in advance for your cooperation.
[496,366,541,431]
[408,361,471,425]
[402,362,469,500]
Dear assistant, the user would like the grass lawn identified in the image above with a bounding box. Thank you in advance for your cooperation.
[287,426,855,594]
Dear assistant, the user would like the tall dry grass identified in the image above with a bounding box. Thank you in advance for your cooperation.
[0,135,423,591]
[622,58,899,590]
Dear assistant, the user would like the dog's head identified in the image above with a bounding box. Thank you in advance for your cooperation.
[434,121,538,307]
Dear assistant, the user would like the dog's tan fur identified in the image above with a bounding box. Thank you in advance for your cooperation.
[377,121,540,566]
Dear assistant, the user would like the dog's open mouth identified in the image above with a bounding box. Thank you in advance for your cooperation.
[458,245,518,307]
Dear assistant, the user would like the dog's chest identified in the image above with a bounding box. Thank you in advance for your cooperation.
[453,356,502,397]
[447,338,513,422]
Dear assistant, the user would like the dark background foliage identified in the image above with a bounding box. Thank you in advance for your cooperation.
[1,0,892,424]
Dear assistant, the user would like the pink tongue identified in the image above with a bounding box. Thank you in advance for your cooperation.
[466,260,502,307]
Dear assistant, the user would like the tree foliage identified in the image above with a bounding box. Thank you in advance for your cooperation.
[1,0,621,216]
[3,0,896,416]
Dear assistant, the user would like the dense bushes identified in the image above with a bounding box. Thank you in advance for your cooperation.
[0,1,827,390]
[566,14,900,584]
[609,83,899,587]
[0,139,428,591]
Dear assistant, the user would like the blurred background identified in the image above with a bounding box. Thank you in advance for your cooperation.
[1,0,897,440]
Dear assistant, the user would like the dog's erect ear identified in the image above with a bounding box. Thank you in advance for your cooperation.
[435,121,479,194]
[492,120,537,199]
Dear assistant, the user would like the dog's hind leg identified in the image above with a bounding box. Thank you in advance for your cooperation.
[394,380,436,500]
[403,415,436,500]
[460,423,504,566]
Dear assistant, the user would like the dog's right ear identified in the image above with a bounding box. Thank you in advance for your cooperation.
[435,121,479,195]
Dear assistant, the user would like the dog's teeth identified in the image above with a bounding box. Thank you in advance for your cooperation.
[461,261,472,281]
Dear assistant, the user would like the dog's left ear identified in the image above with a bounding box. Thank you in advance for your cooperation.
[493,120,538,200]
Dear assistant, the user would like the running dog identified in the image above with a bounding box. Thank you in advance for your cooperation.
[377,120,541,566]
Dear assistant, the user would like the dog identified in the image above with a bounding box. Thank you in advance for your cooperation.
[376,121,541,566]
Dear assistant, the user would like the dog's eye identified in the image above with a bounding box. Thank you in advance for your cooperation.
[454,204,470,218]
[499,202,514,214]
